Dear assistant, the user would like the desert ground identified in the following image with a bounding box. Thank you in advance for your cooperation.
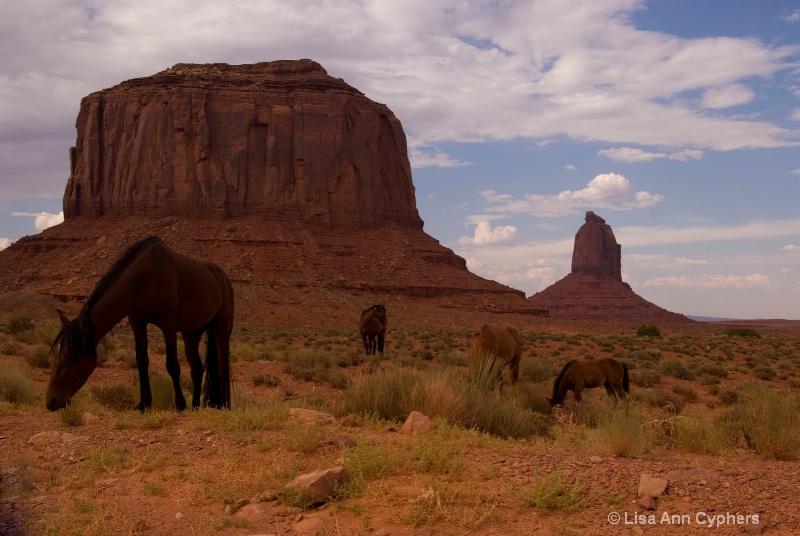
[1,295,799,536]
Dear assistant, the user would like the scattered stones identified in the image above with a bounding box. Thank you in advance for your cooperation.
[288,408,336,425]
[400,411,433,436]
[286,467,349,506]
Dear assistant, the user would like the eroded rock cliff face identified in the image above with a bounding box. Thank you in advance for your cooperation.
[1,60,548,325]
[63,60,422,230]
[529,212,692,324]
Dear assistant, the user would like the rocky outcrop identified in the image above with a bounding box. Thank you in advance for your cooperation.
[529,212,693,324]
[63,60,422,230]
[571,211,621,281]
[0,60,548,324]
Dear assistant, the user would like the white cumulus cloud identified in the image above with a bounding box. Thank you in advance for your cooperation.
[477,173,663,218]
[598,147,704,163]
[644,273,774,289]
[12,211,64,231]
[459,220,517,245]
[702,84,755,109]
[0,238,11,251]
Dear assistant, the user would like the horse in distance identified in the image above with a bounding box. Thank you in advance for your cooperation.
[547,357,629,406]
[468,322,522,391]
[359,304,387,355]
[46,236,235,412]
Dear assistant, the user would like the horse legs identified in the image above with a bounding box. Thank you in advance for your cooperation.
[131,322,152,411]
[209,321,232,409]
[162,326,187,411]
[573,386,583,403]
[604,381,617,398]
[362,333,371,355]
[182,329,205,409]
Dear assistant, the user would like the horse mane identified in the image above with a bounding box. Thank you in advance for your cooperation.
[83,236,162,315]
[52,236,161,363]
[551,359,577,402]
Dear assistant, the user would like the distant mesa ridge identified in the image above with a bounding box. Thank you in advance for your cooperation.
[1,59,547,321]
[529,211,693,324]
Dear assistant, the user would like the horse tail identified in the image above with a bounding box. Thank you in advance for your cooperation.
[622,363,630,393]
[203,327,232,409]
[551,360,576,403]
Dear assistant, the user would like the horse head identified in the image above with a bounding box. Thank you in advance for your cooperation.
[45,309,98,411]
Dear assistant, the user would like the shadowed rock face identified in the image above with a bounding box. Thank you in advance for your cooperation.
[529,211,693,324]
[63,59,422,230]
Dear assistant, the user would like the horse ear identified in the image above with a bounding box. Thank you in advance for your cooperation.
[57,309,70,327]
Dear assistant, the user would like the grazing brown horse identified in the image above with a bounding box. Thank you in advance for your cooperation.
[359,304,387,355]
[468,322,522,391]
[547,357,629,406]
[46,236,234,411]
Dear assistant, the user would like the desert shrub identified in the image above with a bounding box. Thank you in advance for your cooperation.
[520,358,556,383]
[671,384,699,403]
[510,471,584,512]
[636,323,661,338]
[718,384,800,460]
[627,349,661,363]
[594,406,649,458]
[638,389,685,414]
[753,365,776,381]
[631,369,660,388]
[697,363,728,379]
[149,373,178,411]
[660,359,696,381]
[436,350,468,367]
[26,345,51,369]
[89,384,136,411]
[0,363,34,405]
[340,367,548,438]
[59,404,84,426]
[651,416,728,456]
[723,327,761,338]
[7,315,34,334]
[252,373,281,387]
[282,349,347,388]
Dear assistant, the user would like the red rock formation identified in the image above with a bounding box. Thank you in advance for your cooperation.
[63,60,422,230]
[1,60,548,325]
[571,211,621,281]
[529,212,693,324]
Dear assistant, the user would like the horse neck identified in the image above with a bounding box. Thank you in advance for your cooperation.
[84,276,137,341]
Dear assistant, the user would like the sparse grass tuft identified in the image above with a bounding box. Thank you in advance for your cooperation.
[90,384,135,410]
[0,362,34,405]
[510,470,584,512]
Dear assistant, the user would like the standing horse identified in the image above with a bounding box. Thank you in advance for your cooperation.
[547,357,629,406]
[359,304,387,355]
[468,322,522,391]
[46,236,234,411]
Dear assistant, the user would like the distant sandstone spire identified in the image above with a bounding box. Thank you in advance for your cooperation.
[529,211,693,323]
[571,211,622,281]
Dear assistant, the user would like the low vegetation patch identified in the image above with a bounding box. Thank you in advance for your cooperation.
[0,362,34,405]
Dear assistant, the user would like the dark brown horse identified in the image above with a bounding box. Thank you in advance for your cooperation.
[359,304,387,355]
[547,357,629,406]
[46,236,234,411]
[468,322,522,391]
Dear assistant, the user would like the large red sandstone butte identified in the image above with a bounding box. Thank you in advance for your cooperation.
[0,60,547,326]
[529,212,693,324]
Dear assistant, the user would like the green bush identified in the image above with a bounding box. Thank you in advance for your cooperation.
[8,315,34,334]
[25,346,51,369]
[723,328,761,339]
[660,359,696,381]
[636,324,661,337]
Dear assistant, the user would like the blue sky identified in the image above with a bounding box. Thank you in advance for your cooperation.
[1,0,799,319]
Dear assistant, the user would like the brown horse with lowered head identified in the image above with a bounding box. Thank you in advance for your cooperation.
[46,236,234,412]
[359,304,387,354]
[547,357,629,406]
[468,322,522,391]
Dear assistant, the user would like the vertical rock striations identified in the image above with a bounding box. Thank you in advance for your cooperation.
[63,60,422,230]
